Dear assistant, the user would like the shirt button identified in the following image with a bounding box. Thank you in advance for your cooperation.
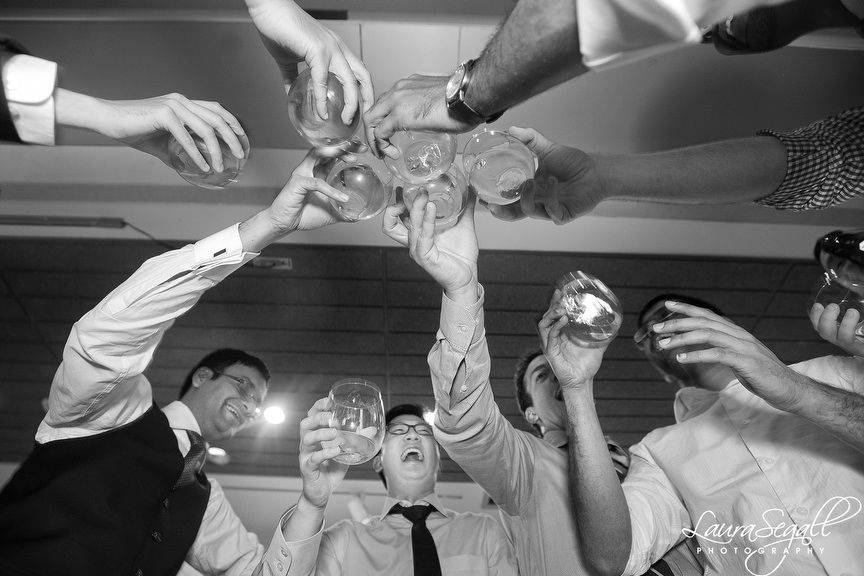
[280,547,289,557]
[135,570,143,576]
[459,324,468,333]
[459,384,468,393]
[741,419,750,426]
[275,560,284,572]
[162,498,170,509]
[794,506,809,516]
[151,530,163,543]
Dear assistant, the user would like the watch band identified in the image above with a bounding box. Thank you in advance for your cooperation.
[448,59,505,124]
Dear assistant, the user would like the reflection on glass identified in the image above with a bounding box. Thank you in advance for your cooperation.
[556,271,623,347]
[323,379,385,465]
[287,68,361,149]
[462,129,536,205]
[400,166,470,232]
[326,152,392,221]
[384,131,456,184]
[168,135,247,190]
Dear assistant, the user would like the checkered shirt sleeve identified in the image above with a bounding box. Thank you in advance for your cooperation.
[755,106,864,210]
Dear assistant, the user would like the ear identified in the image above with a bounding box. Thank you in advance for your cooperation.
[192,366,214,390]
[524,407,539,425]
[371,454,383,474]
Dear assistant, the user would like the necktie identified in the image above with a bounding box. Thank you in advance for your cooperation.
[388,504,442,576]
[174,430,207,489]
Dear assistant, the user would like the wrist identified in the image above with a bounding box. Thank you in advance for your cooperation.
[561,378,594,398]
[55,89,103,133]
[585,153,616,202]
[239,209,294,253]
[298,493,328,514]
[444,277,479,305]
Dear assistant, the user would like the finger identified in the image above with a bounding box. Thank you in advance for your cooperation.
[186,100,245,160]
[408,192,428,235]
[652,316,747,340]
[808,302,825,332]
[329,58,360,126]
[301,427,340,449]
[303,176,350,204]
[382,204,410,246]
[194,100,249,152]
[837,307,861,345]
[675,347,742,368]
[374,119,402,160]
[161,112,209,172]
[518,178,551,221]
[343,49,374,113]
[662,301,742,333]
[415,200,437,258]
[547,315,570,350]
[817,303,842,340]
[485,201,526,222]
[308,57,332,120]
[169,100,224,172]
[507,125,554,158]
[306,445,343,469]
[655,328,747,354]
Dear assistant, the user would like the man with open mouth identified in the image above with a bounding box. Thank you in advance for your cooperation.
[256,402,518,575]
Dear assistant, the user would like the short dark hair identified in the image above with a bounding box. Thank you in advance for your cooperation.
[178,348,270,399]
[377,403,427,487]
[513,349,544,433]
[637,293,725,328]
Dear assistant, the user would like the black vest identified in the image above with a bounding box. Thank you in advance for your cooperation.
[0,405,211,576]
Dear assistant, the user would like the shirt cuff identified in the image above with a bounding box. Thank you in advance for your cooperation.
[193,223,258,269]
[261,506,323,576]
[577,0,702,69]
[438,284,485,354]
[3,54,57,145]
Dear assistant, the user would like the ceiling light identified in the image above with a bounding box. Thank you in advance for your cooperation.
[263,405,286,424]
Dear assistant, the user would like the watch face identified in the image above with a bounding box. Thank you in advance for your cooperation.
[445,65,466,102]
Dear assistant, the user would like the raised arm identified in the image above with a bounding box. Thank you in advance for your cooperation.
[41,152,348,439]
[655,301,864,453]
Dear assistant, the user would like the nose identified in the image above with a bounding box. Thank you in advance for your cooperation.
[404,427,420,441]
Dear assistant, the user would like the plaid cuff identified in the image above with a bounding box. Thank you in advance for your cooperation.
[755,106,864,211]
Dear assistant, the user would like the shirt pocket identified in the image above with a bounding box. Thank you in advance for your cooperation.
[440,554,487,574]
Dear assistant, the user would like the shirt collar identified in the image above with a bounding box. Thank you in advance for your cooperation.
[673,386,720,422]
[380,493,449,519]
[162,400,202,435]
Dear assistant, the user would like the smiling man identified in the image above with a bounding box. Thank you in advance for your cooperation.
[256,402,518,575]
[0,150,352,576]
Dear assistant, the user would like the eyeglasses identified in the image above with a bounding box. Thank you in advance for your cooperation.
[213,371,263,418]
[386,422,433,436]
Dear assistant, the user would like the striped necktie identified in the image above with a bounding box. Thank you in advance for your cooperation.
[174,430,207,489]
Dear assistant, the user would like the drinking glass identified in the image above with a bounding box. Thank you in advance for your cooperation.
[168,134,247,189]
[400,166,470,232]
[384,131,456,184]
[462,128,537,205]
[326,152,393,221]
[287,68,361,149]
[810,272,864,338]
[323,379,385,465]
[556,271,623,347]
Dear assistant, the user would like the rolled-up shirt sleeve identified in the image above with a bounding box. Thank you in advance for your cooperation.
[620,440,692,576]
[755,106,864,210]
[2,53,57,145]
[257,506,332,576]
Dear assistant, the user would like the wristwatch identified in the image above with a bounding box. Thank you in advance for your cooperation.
[445,59,504,124]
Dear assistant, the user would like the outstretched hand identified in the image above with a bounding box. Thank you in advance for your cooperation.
[248,0,373,125]
[298,398,349,510]
[486,126,605,225]
[653,301,803,411]
[537,289,607,394]
[809,303,864,357]
[382,189,479,300]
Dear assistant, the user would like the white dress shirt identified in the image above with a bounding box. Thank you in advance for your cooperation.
[35,223,263,575]
[258,493,518,576]
[2,52,57,145]
[622,355,864,576]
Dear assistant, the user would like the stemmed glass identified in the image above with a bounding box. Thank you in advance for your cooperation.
[326,152,393,221]
[287,68,362,150]
[323,379,385,465]
[168,134,247,190]
[383,131,457,184]
[556,271,623,347]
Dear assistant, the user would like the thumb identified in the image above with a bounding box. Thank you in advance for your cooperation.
[508,126,556,159]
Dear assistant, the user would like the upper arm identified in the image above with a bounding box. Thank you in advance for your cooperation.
[620,441,691,576]
[186,480,263,576]
[483,515,519,575]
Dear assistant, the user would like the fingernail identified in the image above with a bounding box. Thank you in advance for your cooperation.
[652,322,664,331]
[666,301,678,308]
[657,338,670,348]
[676,352,687,361]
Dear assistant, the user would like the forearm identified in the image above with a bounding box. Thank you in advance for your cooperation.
[239,208,293,253]
[788,376,864,453]
[281,497,327,542]
[563,386,631,576]
[595,136,787,205]
[464,0,586,117]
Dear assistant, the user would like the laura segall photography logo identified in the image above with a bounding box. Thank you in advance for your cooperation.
[681,496,862,576]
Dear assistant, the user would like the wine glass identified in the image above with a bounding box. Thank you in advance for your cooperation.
[323,379,385,465]
[462,128,537,205]
[383,131,456,184]
[556,271,623,347]
[287,68,361,149]
[326,152,393,221]
[810,272,864,339]
[168,134,247,190]
[400,166,470,232]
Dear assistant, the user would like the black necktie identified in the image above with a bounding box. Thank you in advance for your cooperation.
[174,430,207,489]
[388,504,442,576]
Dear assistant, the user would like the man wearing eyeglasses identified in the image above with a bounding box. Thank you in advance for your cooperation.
[255,402,518,575]
[0,151,351,576]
